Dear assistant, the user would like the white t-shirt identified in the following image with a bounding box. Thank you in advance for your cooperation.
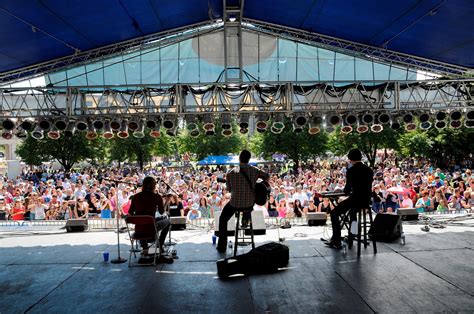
[34,204,46,220]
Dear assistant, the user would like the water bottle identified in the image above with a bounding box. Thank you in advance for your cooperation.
[400,232,406,245]
[342,240,347,256]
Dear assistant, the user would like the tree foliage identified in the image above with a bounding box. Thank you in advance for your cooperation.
[16,134,98,171]
[250,122,328,169]
[178,123,245,160]
[327,127,401,167]
[108,136,156,169]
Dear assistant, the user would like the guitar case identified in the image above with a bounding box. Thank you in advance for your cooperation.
[217,242,289,278]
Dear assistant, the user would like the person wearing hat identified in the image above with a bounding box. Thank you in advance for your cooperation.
[326,149,374,249]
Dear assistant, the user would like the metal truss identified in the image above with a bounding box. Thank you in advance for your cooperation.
[0,79,471,119]
[0,20,222,86]
[242,19,471,78]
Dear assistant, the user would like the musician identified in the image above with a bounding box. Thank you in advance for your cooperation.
[129,177,170,256]
[216,150,269,253]
[326,149,373,249]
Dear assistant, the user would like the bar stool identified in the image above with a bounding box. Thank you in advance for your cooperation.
[348,207,377,256]
[234,209,255,256]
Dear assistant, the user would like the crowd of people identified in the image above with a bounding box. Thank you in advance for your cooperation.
[0,155,473,222]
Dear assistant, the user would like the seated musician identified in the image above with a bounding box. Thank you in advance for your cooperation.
[326,149,373,249]
[129,177,170,257]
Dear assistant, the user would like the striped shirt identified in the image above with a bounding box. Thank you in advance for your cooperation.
[226,164,269,209]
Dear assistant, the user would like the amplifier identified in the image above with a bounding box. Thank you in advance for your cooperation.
[170,216,186,230]
[307,212,327,226]
[397,208,419,221]
[65,219,88,232]
[244,210,266,236]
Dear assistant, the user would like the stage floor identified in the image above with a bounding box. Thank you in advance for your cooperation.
[1,216,474,313]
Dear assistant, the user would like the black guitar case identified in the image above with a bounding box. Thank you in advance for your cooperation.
[217,242,289,278]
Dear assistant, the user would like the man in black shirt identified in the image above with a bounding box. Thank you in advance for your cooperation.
[326,149,373,249]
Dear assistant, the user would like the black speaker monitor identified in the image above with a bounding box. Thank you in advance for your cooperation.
[65,219,88,232]
[369,213,402,242]
[307,212,327,226]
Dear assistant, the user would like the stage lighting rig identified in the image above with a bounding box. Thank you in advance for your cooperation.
[47,126,61,140]
[272,112,286,130]
[117,120,129,138]
[2,118,17,131]
[20,119,34,131]
[202,114,215,131]
[133,121,145,138]
[64,123,76,138]
[293,114,307,127]
[31,125,44,140]
[163,114,177,130]
[256,113,269,130]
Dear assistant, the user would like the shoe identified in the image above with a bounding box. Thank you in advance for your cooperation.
[325,241,342,249]
[138,257,154,264]
[157,255,174,264]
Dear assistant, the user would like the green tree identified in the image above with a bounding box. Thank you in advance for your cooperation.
[108,136,156,169]
[16,133,98,171]
[250,122,328,170]
[178,123,244,160]
[328,127,401,167]
[398,130,434,157]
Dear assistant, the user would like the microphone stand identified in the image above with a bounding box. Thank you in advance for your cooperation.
[104,178,134,264]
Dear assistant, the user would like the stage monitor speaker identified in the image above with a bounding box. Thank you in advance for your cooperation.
[214,210,236,237]
[307,212,327,226]
[245,210,266,235]
[65,219,88,232]
[398,208,419,221]
[369,213,402,242]
[170,216,186,230]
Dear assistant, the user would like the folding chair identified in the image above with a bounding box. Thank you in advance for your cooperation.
[125,215,160,267]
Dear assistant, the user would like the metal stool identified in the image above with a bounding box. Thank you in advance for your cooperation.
[234,209,255,256]
[348,207,377,256]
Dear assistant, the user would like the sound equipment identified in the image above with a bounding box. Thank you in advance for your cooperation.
[307,212,327,226]
[214,210,236,237]
[369,213,402,242]
[245,210,266,235]
[398,208,419,221]
[170,217,186,230]
[65,219,88,232]
[217,242,289,278]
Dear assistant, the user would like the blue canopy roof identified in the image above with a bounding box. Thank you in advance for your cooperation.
[0,0,472,78]
[197,155,262,165]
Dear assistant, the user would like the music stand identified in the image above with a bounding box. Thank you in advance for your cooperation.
[106,178,127,264]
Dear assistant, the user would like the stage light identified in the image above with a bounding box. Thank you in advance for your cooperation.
[325,125,335,133]
[308,124,320,135]
[345,114,357,125]
[465,120,474,128]
[15,127,27,139]
[362,113,374,124]
[132,121,145,138]
[239,128,248,134]
[110,119,121,131]
[271,126,283,134]
[117,120,129,138]
[390,119,401,130]
[2,118,17,131]
[239,113,250,129]
[38,119,51,130]
[20,119,34,131]
[435,111,447,121]
[189,129,200,137]
[221,129,233,137]
[466,110,474,120]
[149,127,161,138]
[292,125,303,133]
[166,126,178,136]
[356,115,369,133]
[76,120,88,132]
[341,121,353,134]
[92,118,105,130]
[205,129,215,136]
[54,118,68,131]
[272,113,286,130]
[378,113,391,125]
[419,113,430,123]
[163,114,177,130]
[328,114,341,126]
[102,120,114,139]
[221,113,232,130]
[450,120,462,129]
[185,115,198,131]
[1,130,13,140]
[31,125,44,140]
[371,123,383,133]
[450,110,462,121]
[256,113,269,130]
[202,114,215,131]
[402,113,414,124]
[47,126,61,140]
[256,127,266,133]
[420,121,432,130]
[85,124,98,140]
[64,123,75,138]
[293,114,307,127]
[128,117,140,131]
[146,117,158,129]
[435,120,447,129]
[405,122,417,132]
